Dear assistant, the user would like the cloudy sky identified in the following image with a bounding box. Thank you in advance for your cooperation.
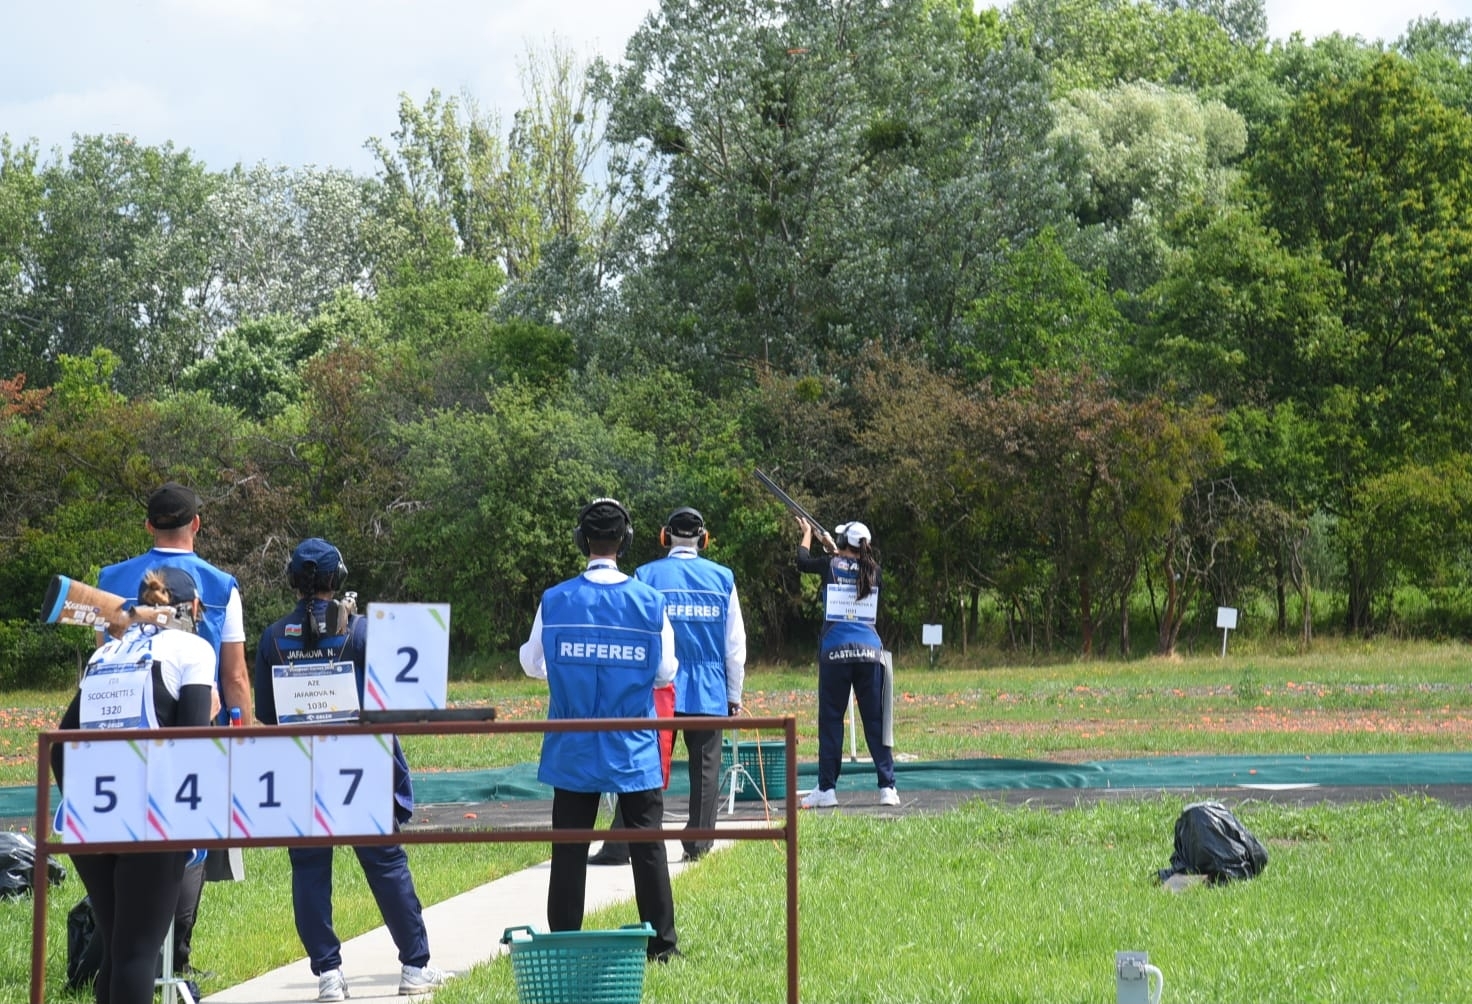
[4,0,1469,176]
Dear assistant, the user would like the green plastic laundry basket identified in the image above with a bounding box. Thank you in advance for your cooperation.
[500,923,653,1004]
[721,738,787,801]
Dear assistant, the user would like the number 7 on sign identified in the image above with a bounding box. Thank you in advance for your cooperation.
[364,603,450,711]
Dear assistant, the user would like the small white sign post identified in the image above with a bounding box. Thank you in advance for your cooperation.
[922,623,943,668]
[1216,606,1239,657]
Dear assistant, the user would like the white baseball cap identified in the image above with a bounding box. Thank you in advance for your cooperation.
[834,522,872,547]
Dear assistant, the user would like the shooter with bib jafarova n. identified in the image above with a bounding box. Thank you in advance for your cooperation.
[252,537,450,1002]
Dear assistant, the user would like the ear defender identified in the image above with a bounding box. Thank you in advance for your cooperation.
[661,506,708,549]
[576,497,634,558]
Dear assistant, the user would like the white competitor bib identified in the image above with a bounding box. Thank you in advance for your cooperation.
[79,655,152,729]
[270,660,360,724]
[824,583,878,624]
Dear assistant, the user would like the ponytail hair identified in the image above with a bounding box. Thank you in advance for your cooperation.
[854,540,877,601]
[138,570,175,607]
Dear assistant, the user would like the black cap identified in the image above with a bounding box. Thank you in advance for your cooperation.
[141,566,200,604]
[666,507,705,537]
[579,499,629,541]
[147,483,200,530]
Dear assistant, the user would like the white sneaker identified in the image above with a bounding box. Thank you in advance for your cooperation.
[801,787,838,808]
[399,964,451,995]
[317,968,349,1002]
[879,787,900,806]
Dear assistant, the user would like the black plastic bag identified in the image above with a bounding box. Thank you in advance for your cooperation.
[1159,800,1268,884]
[67,896,104,991]
[0,831,66,898]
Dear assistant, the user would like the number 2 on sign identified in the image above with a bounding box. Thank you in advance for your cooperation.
[395,646,418,683]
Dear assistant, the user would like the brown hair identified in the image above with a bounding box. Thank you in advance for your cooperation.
[138,569,176,607]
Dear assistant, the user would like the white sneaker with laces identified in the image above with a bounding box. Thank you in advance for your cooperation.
[801,787,838,809]
[399,963,451,995]
[879,786,901,806]
[317,968,349,1002]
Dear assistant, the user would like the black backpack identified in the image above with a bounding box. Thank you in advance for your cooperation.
[0,831,66,899]
[1159,800,1269,884]
[66,896,104,991]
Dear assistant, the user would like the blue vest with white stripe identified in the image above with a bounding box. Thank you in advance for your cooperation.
[537,574,668,793]
[99,549,238,666]
[636,555,733,714]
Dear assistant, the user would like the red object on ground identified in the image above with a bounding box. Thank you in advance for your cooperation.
[655,684,676,789]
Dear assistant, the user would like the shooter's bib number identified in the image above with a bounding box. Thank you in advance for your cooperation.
[79,656,150,729]
[825,583,878,624]
[271,660,360,724]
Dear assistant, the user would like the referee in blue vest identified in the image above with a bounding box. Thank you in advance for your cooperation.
[519,498,682,962]
[592,507,746,865]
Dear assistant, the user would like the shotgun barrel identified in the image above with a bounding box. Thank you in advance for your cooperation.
[754,468,835,550]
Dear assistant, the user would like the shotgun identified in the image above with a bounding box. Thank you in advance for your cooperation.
[754,468,835,551]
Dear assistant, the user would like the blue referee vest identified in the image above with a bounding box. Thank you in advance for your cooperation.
[635,554,733,715]
[537,574,668,793]
[99,549,239,666]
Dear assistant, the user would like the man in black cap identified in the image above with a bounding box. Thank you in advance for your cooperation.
[593,506,746,865]
[519,498,682,962]
[94,480,251,989]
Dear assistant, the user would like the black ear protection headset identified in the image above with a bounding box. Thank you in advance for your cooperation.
[286,543,351,645]
[660,506,709,549]
[574,497,634,558]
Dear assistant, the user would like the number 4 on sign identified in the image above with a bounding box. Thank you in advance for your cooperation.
[146,737,230,842]
[364,603,450,711]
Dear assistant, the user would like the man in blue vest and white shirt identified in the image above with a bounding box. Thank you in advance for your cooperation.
[95,481,250,993]
[637,507,746,861]
[519,497,682,962]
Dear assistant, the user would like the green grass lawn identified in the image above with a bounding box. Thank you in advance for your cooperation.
[4,640,1471,1002]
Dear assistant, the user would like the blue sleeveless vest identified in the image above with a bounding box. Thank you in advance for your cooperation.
[820,556,883,664]
[99,549,239,665]
[635,555,733,714]
[537,574,668,793]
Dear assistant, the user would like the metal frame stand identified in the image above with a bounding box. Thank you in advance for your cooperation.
[720,732,775,814]
[157,920,195,1004]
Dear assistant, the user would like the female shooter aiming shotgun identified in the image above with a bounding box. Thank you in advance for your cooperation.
[794,517,899,808]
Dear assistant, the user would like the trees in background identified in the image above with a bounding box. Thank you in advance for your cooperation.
[6,8,1472,683]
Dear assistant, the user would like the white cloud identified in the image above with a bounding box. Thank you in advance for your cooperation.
[1265,0,1471,44]
[4,0,1468,175]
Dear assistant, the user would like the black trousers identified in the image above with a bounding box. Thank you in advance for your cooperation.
[549,787,677,957]
[679,717,724,856]
[602,713,724,859]
[73,850,189,1004]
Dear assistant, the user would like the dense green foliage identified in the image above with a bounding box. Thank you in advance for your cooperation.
[6,2,1472,685]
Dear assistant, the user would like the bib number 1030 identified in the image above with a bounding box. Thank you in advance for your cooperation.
[59,734,393,843]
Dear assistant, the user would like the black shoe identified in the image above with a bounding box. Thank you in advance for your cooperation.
[679,850,705,863]
[182,979,202,1002]
[648,947,684,964]
[588,847,629,866]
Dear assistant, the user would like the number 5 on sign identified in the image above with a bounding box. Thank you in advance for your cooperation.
[364,603,450,710]
[59,738,148,843]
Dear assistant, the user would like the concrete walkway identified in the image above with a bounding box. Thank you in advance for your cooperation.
[203,836,716,1004]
